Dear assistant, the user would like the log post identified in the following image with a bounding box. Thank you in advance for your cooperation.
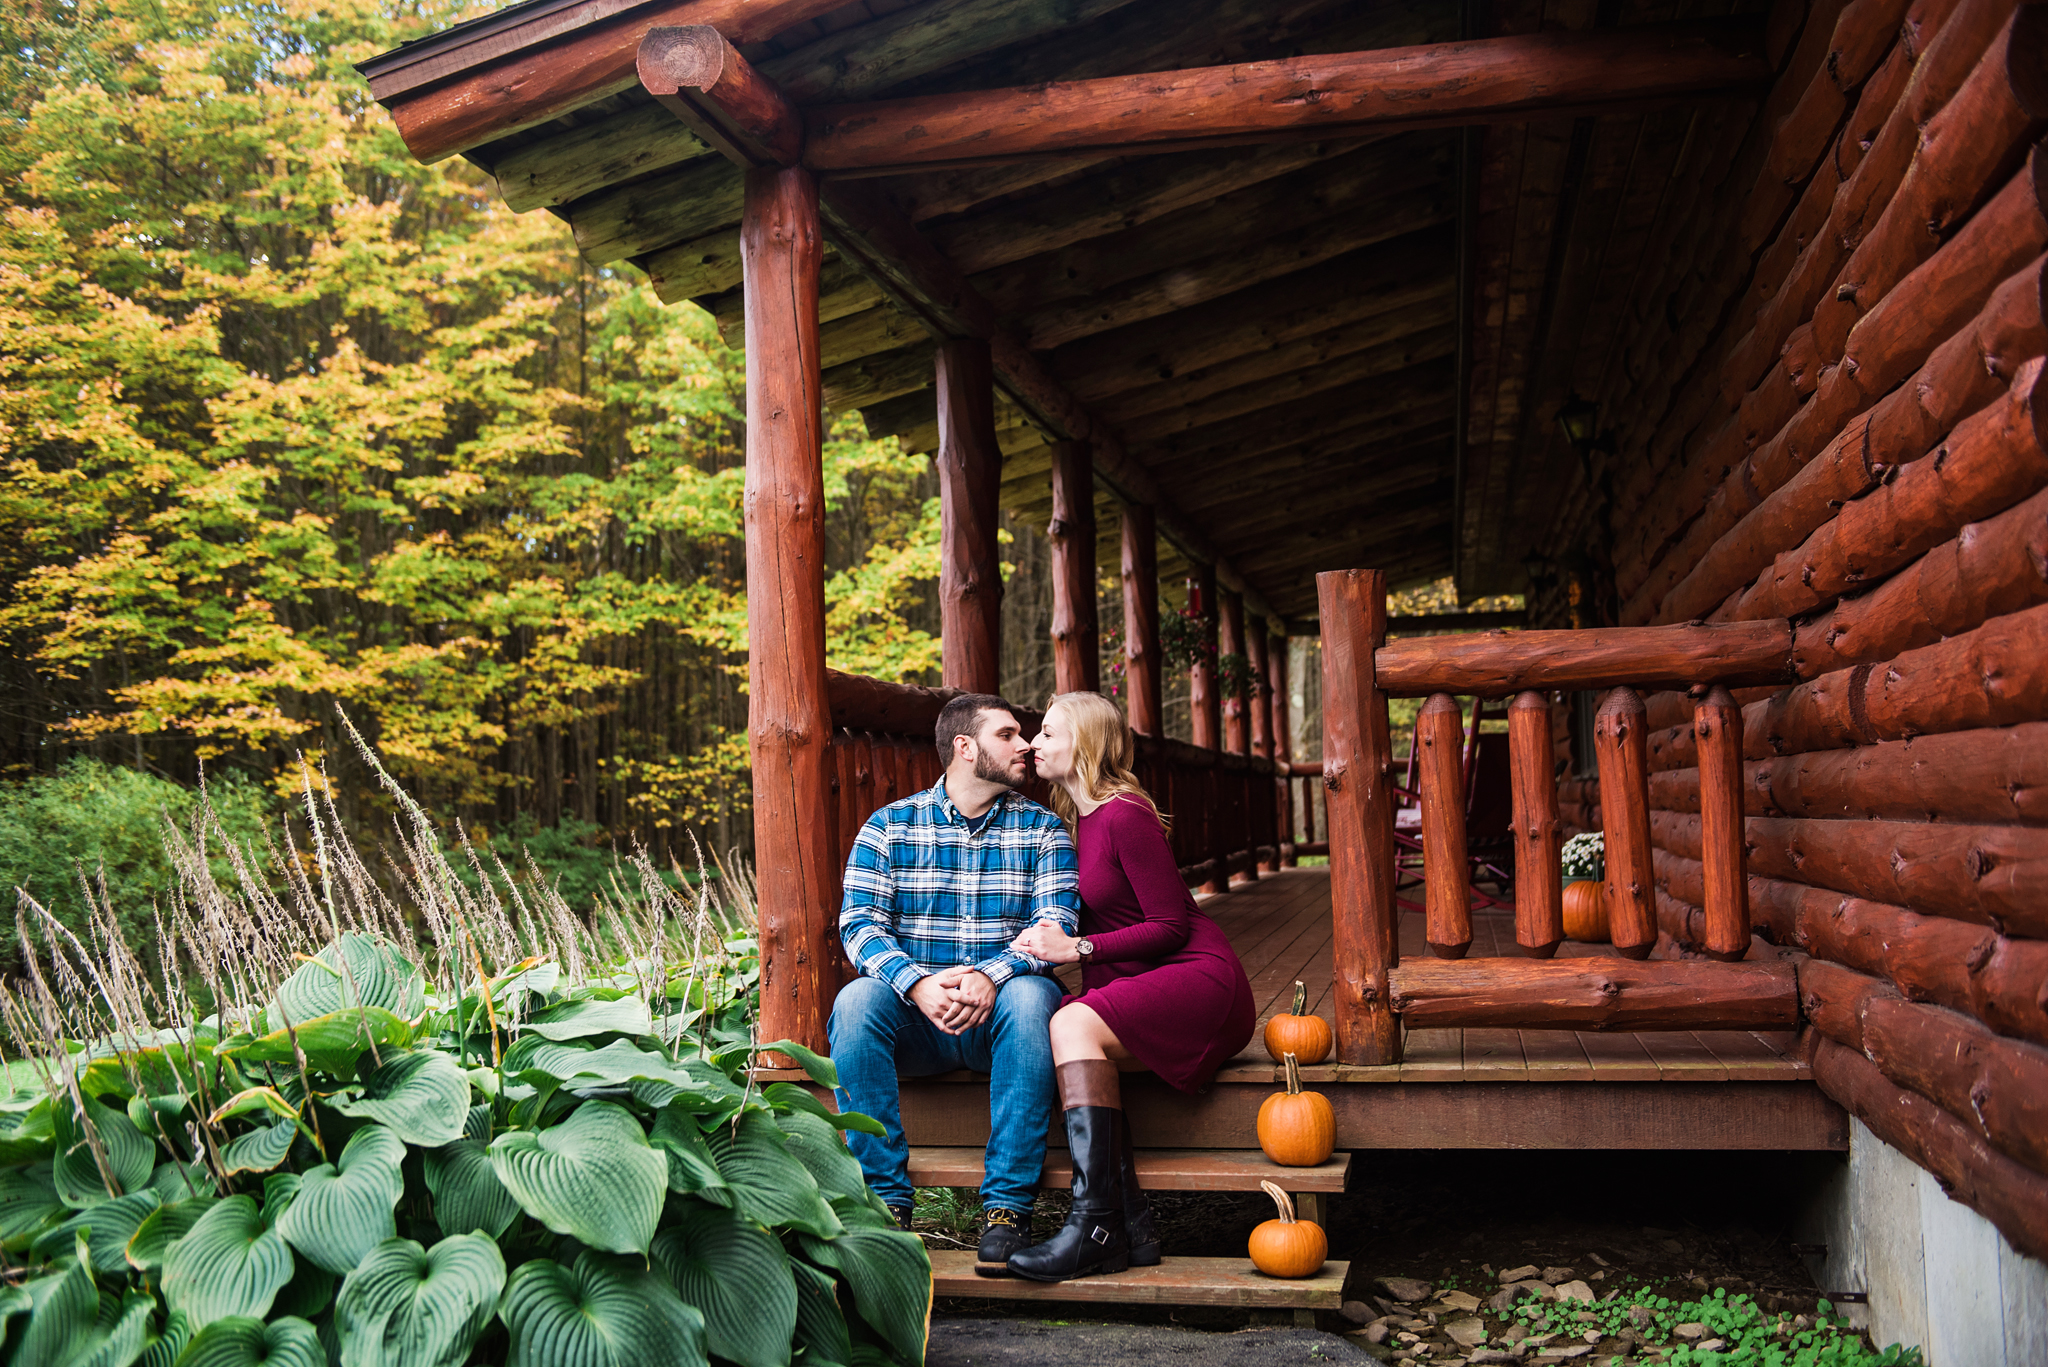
[1189,564,1221,750]
[1121,503,1164,736]
[1270,634,1294,865]
[742,165,836,1058]
[1693,685,1751,961]
[1508,691,1565,957]
[1248,625,1273,760]
[1319,569,1401,1065]
[1220,589,1249,756]
[1594,687,1658,960]
[936,338,1003,693]
[1418,693,1473,960]
[1048,440,1100,695]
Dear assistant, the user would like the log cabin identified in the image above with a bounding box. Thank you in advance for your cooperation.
[359,0,2047,1354]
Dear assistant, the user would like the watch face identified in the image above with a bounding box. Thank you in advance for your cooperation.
[1076,939,1094,958]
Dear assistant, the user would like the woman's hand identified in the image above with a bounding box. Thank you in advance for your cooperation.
[1011,919,1082,965]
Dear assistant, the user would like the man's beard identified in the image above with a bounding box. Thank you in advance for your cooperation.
[973,741,1024,789]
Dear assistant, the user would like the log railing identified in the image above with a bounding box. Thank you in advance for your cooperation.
[1317,569,1804,1066]
[1286,761,1328,857]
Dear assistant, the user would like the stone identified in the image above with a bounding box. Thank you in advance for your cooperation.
[1582,1331,1602,1344]
[1572,1312,1599,1324]
[1470,1353,1521,1366]
[1500,1265,1542,1283]
[1446,1318,1488,1348]
[1366,1321,1394,1345]
[1397,1332,1422,1344]
[1537,1348,1593,1362]
[1504,1325,1528,1343]
[1660,1239,1685,1254]
[1436,1291,1483,1313]
[1554,1281,1596,1304]
[1695,1343,1724,1355]
[1627,1306,1654,1329]
[1671,1324,1707,1340]
[1487,1287,1521,1314]
[1480,1264,1494,1277]
[1523,1335,1558,1348]
[1541,1267,1576,1285]
[1515,1280,1558,1301]
[1343,1300,1378,1324]
[1380,1277,1435,1303]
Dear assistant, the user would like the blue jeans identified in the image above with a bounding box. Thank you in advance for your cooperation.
[829,972,1061,1215]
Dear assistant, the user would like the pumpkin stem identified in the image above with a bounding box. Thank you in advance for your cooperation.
[1291,980,1307,1016]
[1283,1051,1302,1095]
[1260,1179,1297,1223]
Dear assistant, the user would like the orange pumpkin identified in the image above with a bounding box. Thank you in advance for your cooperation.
[1257,1053,1335,1167]
[1263,981,1333,1064]
[1563,878,1609,943]
[1248,1180,1327,1279]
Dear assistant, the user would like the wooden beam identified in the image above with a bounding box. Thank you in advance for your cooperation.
[741,164,835,1059]
[1387,959,1800,1032]
[637,26,802,169]
[1374,619,1797,696]
[1122,503,1164,737]
[937,339,1003,693]
[802,21,1772,175]
[1049,440,1100,695]
[1189,564,1221,752]
[1320,568,1401,1065]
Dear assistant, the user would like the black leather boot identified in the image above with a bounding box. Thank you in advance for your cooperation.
[1006,1060,1129,1283]
[1117,1124,1161,1266]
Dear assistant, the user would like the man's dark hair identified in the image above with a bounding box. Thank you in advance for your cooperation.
[935,693,1014,760]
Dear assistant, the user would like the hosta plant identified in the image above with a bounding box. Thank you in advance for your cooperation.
[0,745,929,1367]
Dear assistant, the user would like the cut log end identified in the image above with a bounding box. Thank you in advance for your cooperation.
[637,26,730,96]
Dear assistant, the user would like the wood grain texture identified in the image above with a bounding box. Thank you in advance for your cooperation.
[742,165,836,1058]
[928,1251,1349,1308]
[1595,688,1659,960]
[1694,686,1751,961]
[1220,589,1249,756]
[1319,570,1401,1065]
[908,1147,1350,1193]
[1389,958,1800,1032]
[636,25,801,168]
[803,21,1770,173]
[1190,563,1221,752]
[1374,620,1795,696]
[1122,503,1163,736]
[936,338,1003,693]
[1508,691,1564,957]
[1417,694,1472,960]
[1048,440,1099,695]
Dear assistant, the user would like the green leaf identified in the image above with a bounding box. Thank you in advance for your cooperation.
[765,1083,886,1138]
[33,1188,161,1272]
[14,1255,98,1367]
[147,1160,212,1204]
[705,1111,840,1237]
[138,1310,191,1367]
[790,1260,852,1367]
[206,1089,300,1127]
[172,1316,323,1367]
[54,1095,156,1208]
[272,936,425,1028]
[274,1125,406,1274]
[487,1101,665,1255]
[498,1253,706,1367]
[218,1119,297,1176]
[646,1108,728,1201]
[273,1257,335,1322]
[524,998,653,1042]
[0,1094,56,1165]
[161,1195,295,1328]
[0,1161,65,1252]
[331,1051,469,1147]
[757,1040,838,1088]
[64,1287,156,1367]
[422,1140,519,1240]
[504,1039,700,1094]
[334,1234,505,1367]
[126,1199,216,1271]
[0,1282,31,1355]
[220,1008,413,1073]
[651,1201,797,1367]
[799,1227,931,1367]
[773,1111,871,1203]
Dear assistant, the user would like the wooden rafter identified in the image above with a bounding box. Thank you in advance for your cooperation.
[802,21,1772,175]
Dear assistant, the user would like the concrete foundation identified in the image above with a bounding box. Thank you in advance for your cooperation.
[1797,1118,2047,1366]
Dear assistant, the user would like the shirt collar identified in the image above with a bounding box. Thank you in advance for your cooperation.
[932,776,1010,830]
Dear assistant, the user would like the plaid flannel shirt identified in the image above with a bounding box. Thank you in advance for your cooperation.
[839,777,1080,1001]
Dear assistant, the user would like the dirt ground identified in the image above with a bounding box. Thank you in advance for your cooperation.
[922,1148,1851,1348]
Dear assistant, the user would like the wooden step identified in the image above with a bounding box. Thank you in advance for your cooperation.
[930,1251,1348,1308]
[909,1146,1348,1192]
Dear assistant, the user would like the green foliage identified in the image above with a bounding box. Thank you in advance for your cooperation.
[0,744,928,1367]
[1503,1284,1922,1366]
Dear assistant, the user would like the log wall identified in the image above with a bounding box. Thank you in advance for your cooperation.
[1534,0,2048,1262]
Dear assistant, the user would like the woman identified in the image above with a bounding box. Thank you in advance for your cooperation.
[1004,691,1256,1282]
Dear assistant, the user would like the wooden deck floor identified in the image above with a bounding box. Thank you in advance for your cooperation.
[1183,867,1810,1086]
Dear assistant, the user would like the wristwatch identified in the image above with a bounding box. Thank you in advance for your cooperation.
[1074,938,1095,962]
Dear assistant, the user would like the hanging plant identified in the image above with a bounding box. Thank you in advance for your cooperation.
[1158,607,1216,671]
[1217,652,1261,701]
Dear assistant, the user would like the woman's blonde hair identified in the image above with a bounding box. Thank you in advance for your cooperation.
[1043,691,1170,836]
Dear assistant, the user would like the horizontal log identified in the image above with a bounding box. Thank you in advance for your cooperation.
[825,670,1051,738]
[637,26,802,169]
[802,22,1772,174]
[1735,867,2048,1047]
[1862,992,2048,1176]
[1794,480,2048,679]
[1651,809,2048,938]
[1372,619,1794,696]
[1796,956,1898,1053]
[641,228,744,304]
[1647,722,2048,824]
[1386,958,1800,1032]
[1810,1033,2048,1263]
[569,154,743,266]
[494,104,709,213]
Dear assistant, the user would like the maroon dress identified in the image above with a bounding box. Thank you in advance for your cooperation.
[1067,795,1256,1093]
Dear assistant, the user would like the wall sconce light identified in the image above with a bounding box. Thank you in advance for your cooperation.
[1556,394,1608,454]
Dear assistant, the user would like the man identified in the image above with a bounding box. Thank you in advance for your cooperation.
[832,692,1079,1273]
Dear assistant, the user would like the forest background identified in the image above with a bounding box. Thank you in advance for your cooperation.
[0,0,1501,940]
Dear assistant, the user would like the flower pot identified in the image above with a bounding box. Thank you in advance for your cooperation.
[1562,877,1609,944]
